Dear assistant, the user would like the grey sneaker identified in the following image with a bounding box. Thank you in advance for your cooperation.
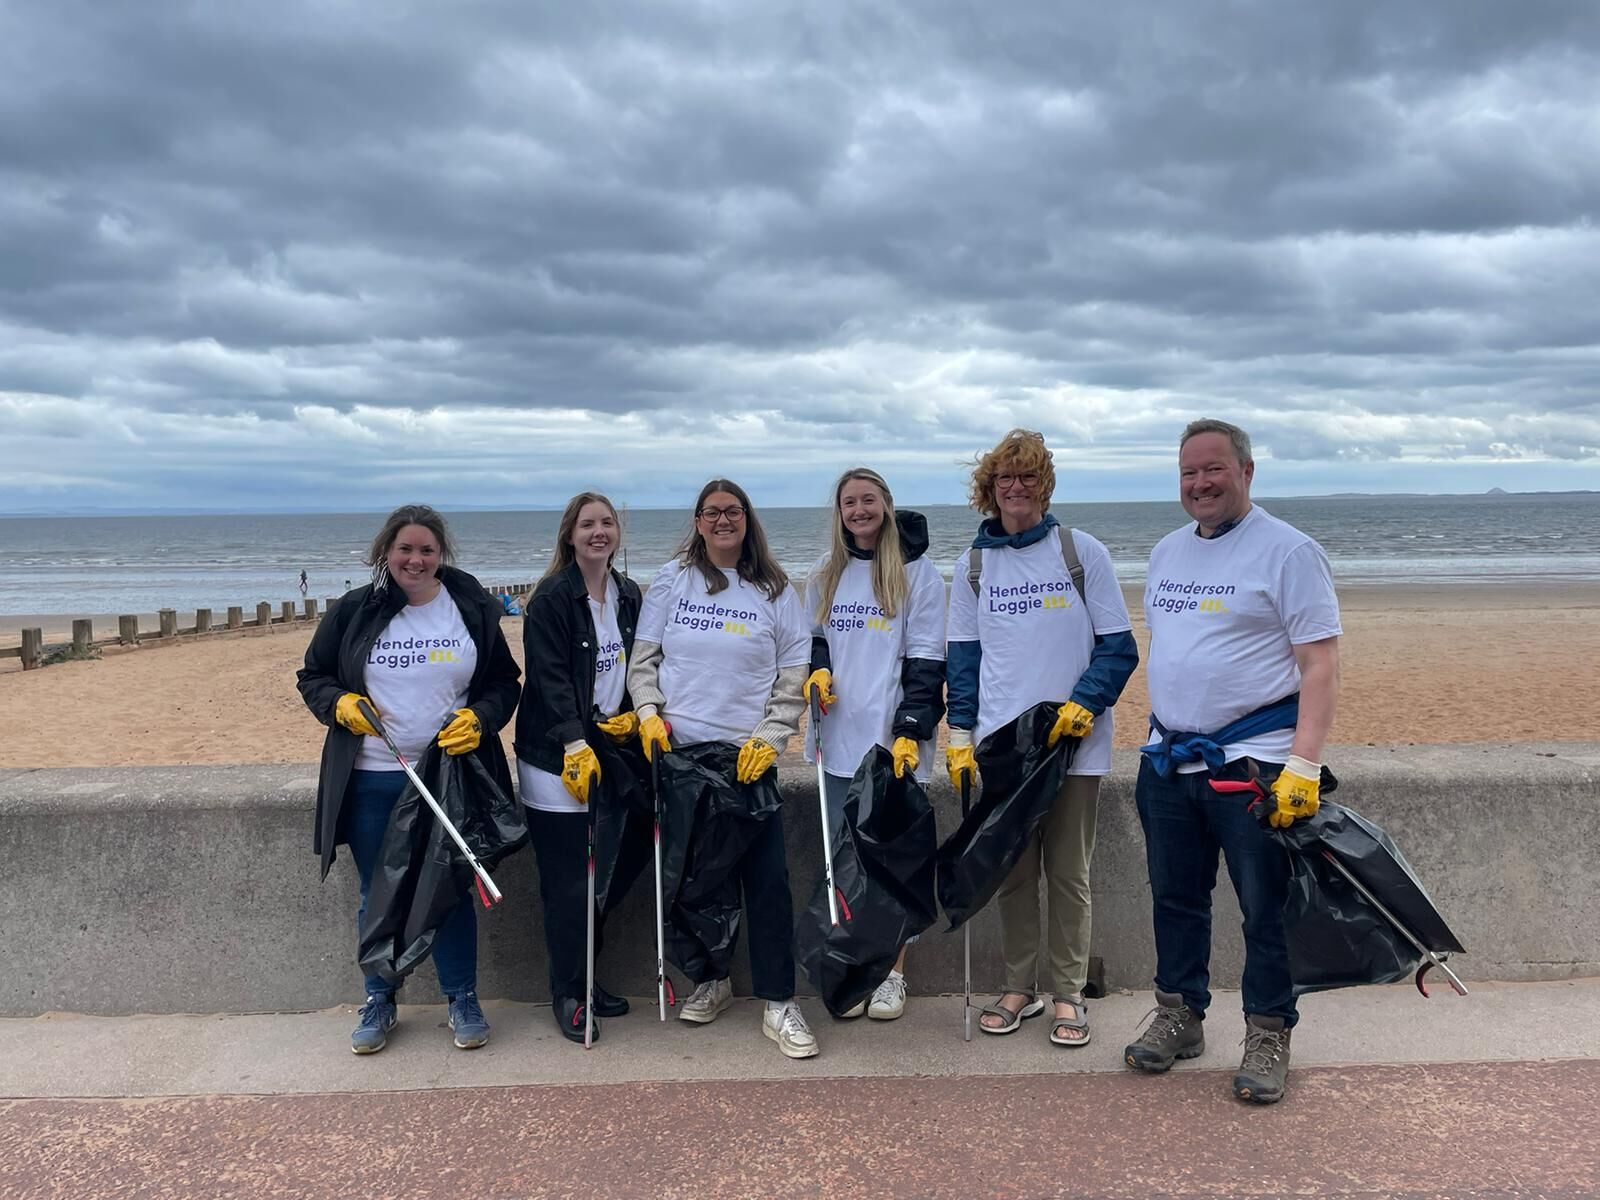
[678,977,733,1024]
[1233,1015,1292,1104]
[1123,989,1205,1072]
[351,993,397,1055]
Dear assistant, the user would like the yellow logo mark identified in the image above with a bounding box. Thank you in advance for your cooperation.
[1198,598,1230,614]
[1041,594,1071,610]
[866,616,894,632]
[427,649,459,663]
[720,621,750,636]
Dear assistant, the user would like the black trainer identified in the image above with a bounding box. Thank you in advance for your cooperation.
[592,984,630,1018]
[554,996,598,1044]
[1124,989,1205,1072]
[1233,1014,1292,1104]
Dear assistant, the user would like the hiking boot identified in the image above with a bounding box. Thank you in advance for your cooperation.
[447,991,490,1049]
[351,993,397,1055]
[763,1000,820,1059]
[1233,1014,1292,1104]
[1124,989,1204,1072]
[868,970,908,1021]
[678,977,733,1024]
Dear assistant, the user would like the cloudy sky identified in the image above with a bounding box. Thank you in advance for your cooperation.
[3,1,1598,512]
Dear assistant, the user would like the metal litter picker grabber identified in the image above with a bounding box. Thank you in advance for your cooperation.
[961,773,973,1042]
[585,765,597,1048]
[650,748,675,1020]
[356,699,503,908]
[810,687,841,928]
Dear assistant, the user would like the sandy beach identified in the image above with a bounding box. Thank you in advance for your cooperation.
[2,582,1596,768]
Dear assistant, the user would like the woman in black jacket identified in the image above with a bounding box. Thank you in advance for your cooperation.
[297,504,520,1056]
[513,491,649,1043]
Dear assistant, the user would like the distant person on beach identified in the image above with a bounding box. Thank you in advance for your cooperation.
[296,504,520,1055]
[299,569,308,597]
[513,491,648,1044]
[1124,419,1341,1105]
[802,467,946,1021]
[627,478,819,1059]
[947,430,1138,1047]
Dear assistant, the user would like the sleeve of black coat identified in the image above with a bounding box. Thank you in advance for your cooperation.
[469,600,522,733]
[296,597,355,725]
[892,658,946,741]
[890,558,948,740]
[523,586,585,744]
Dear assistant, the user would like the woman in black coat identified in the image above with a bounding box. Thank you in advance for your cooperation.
[512,491,649,1043]
[297,504,519,1055]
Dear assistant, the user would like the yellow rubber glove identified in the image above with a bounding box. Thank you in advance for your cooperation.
[1268,756,1322,829]
[562,742,601,804]
[436,708,482,756]
[804,668,836,710]
[335,693,381,737]
[736,737,778,783]
[946,730,977,791]
[1048,700,1095,747]
[639,711,671,762]
[595,711,639,743]
[891,736,919,779]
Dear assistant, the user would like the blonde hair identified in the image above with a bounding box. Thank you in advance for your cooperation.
[540,492,622,581]
[968,429,1056,518]
[811,467,909,623]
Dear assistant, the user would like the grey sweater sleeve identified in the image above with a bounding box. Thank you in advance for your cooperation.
[752,662,807,754]
[626,639,666,713]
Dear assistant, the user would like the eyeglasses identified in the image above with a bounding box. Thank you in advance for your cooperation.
[697,505,746,523]
[995,472,1040,488]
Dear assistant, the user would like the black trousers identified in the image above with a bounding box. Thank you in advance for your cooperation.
[726,805,797,1001]
[528,805,652,1003]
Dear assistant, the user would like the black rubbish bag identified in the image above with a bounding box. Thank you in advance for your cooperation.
[657,741,783,983]
[358,748,527,988]
[589,733,652,913]
[797,745,940,1017]
[1270,794,1467,996]
[935,702,1077,930]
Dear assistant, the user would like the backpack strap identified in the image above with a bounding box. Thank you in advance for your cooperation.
[1058,528,1087,607]
[966,547,983,596]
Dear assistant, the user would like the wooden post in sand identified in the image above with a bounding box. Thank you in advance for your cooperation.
[227,606,243,630]
[255,602,272,627]
[304,599,318,619]
[72,620,92,652]
[195,609,213,634]
[158,609,178,638]
[280,601,295,624]
[119,615,140,645]
[19,628,43,670]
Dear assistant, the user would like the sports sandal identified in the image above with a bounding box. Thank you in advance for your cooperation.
[978,991,1045,1035]
[1049,994,1090,1047]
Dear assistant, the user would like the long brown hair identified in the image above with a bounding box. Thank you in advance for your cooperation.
[673,478,788,600]
[365,504,456,589]
[810,467,908,622]
[540,491,622,581]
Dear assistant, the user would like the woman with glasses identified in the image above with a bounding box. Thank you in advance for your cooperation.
[946,430,1139,1047]
[626,479,818,1059]
[802,466,946,1020]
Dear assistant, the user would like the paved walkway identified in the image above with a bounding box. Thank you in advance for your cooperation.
[2,983,1595,1198]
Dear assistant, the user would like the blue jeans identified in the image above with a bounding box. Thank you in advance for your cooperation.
[345,769,478,1000]
[1133,757,1296,1026]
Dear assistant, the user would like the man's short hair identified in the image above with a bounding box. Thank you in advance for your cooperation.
[1180,418,1253,466]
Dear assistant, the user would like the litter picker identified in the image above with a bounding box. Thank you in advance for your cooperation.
[809,687,841,928]
[355,699,502,907]
[960,772,973,1042]
[585,767,598,1048]
[650,747,675,1020]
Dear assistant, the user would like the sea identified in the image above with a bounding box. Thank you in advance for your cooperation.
[2,493,1598,617]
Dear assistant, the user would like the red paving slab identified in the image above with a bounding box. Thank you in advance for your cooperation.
[2,1059,1595,1199]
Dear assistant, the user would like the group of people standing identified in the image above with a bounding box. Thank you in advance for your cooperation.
[296,416,1341,1106]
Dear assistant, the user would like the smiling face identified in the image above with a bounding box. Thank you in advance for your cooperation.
[838,477,887,550]
[992,464,1045,532]
[696,489,747,567]
[569,500,618,571]
[386,523,442,603]
[1180,431,1255,534]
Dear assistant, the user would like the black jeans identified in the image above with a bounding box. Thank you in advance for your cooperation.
[723,805,797,1001]
[1134,757,1297,1026]
[528,806,652,1003]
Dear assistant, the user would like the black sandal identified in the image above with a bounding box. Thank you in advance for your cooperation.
[1049,994,1091,1047]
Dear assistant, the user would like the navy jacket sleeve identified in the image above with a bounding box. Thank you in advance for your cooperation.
[946,641,982,731]
[1068,629,1139,716]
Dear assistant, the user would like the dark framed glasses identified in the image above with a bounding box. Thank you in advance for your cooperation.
[697,505,746,523]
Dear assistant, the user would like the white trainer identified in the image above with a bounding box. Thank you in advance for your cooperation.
[839,998,867,1019]
[867,970,908,1020]
[763,1000,820,1059]
[678,977,733,1024]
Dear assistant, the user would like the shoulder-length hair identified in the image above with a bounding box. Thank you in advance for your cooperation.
[967,429,1056,518]
[674,478,788,600]
[365,504,456,587]
[540,491,622,581]
[811,467,908,623]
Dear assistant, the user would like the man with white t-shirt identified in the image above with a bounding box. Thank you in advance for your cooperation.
[1123,418,1341,1106]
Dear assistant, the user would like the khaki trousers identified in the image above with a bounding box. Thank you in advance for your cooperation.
[995,773,1100,998]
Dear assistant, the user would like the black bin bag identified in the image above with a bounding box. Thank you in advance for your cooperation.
[589,733,653,912]
[358,748,528,988]
[797,745,940,1017]
[936,702,1077,930]
[1271,795,1466,996]
[656,741,783,984]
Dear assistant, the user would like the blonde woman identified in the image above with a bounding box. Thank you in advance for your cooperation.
[945,430,1139,1047]
[803,467,946,1019]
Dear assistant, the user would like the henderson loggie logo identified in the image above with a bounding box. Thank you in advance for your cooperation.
[985,579,1076,616]
[829,600,894,634]
[596,638,626,673]
[674,597,756,636]
[1150,577,1234,615]
[368,634,465,669]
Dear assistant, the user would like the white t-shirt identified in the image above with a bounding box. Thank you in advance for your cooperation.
[636,559,811,746]
[521,587,627,814]
[803,553,947,784]
[1144,505,1342,771]
[947,525,1132,775]
[356,588,478,770]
